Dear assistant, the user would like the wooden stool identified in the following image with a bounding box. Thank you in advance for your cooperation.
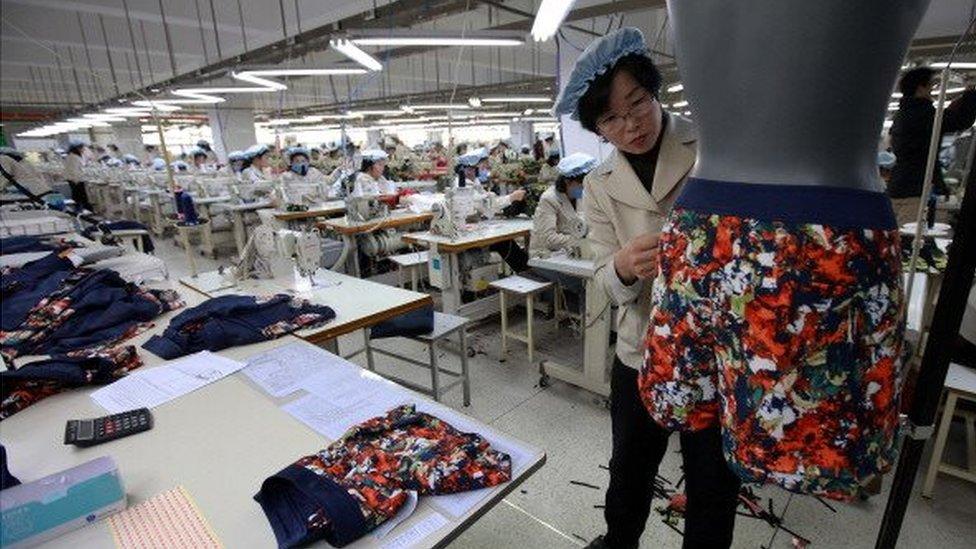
[389,250,429,291]
[360,312,471,405]
[922,363,976,497]
[490,275,552,364]
[173,219,212,278]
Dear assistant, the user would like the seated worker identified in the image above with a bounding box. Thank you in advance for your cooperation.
[282,146,325,182]
[241,144,272,183]
[189,147,213,173]
[538,149,562,183]
[352,149,397,196]
[454,148,530,272]
[226,151,245,176]
[530,152,595,255]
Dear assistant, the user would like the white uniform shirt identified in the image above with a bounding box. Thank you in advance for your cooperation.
[451,177,512,211]
[241,165,269,183]
[282,166,325,182]
[352,171,396,196]
[63,154,85,182]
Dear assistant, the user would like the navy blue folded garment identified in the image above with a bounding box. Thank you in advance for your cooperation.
[1,236,59,255]
[1,260,183,358]
[143,294,336,359]
[1,346,143,419]
[1,253,75,331]
[0,444,20,490]
[368,304,435,339]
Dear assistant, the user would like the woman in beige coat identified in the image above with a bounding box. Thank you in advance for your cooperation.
[554,28,740,549]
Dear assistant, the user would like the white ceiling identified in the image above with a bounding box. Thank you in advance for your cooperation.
[1,0,973,117]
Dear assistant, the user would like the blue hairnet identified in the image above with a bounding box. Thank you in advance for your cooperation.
[553,27,649,120]
[360,149,389,162]
[122,154,139,164]
[286,146,310,161]
[877,151,896,169]
[228,150,244,162]
[456,147,488,167]
[245,144,270,159]
[189,147,207,158]
[151,158,166,171]
[557,153,598,178]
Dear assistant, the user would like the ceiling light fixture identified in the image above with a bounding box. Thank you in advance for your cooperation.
[667,83,684,93]
[672,100,689,108]
[531,0,576,42]
[929,62,976,70]
[481,96,551,103]
[468,97,482,107]
[409,104,472,110]
[351,29,524,47]
[330,39,383,71]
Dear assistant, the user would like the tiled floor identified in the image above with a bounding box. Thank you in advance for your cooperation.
[154,237,976,549]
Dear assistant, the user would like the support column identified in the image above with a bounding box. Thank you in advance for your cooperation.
[112,122,144,157]
[208,96,257,163]
[366,129,383,149]
[508,121,533,150]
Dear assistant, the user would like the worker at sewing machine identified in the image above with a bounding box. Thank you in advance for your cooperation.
[531,152,594,255]
[352,149,397,196]
[282,146,325,182]
[453,148,527,208]
[241,144,272,183]
[226,151,245,176]
[189,147,215,174]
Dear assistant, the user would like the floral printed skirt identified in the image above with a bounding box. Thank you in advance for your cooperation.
[639,179,904,500]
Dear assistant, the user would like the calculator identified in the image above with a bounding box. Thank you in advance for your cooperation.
[64,408,154,447]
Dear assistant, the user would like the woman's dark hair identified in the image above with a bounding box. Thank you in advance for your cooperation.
[361,158,377,172]
[532,140,545,161]
[555,174,583,193]
[67,143,85,155]
[577,53,662,134]
[898,67,936,98]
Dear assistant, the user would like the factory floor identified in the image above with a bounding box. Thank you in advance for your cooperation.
[157,238,976,549]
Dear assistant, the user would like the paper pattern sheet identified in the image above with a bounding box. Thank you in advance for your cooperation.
[380,512,448,549]
[92,351,245,413]
[244,342,342,398]
[109,486,221,549]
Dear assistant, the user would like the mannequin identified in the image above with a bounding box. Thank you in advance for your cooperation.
[672,0,929,190]
[637,0,930,503]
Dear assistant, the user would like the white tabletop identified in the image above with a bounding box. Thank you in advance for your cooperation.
[403,218,533,251]
[273,200,346,220]
[180,267,433,345]
[1,283,543,548]
[528,253,597,278]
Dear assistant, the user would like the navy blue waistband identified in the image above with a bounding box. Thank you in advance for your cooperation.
[675,178,897,230]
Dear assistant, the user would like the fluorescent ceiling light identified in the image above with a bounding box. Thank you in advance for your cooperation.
[476,111,523,118]
[481,96,551,103]
[523,109,535,115]
[667,83,684,93]
[409,104,471,110]
[672,100,689,108]
[934,87,967,95]
[888,102,900,110]
[930,62,976,70]
[351,29,524,47]
[683,110,692,116]
[241,68,367,78]
[130,101,185,111]
[891,92,903,99]
[330,39,383,71]
[660,103,669,109]
[531,0,575,42]
[468,97,482,107]
[346,110,404,116]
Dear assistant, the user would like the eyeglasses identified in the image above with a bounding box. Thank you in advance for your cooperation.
[596,94,657,135]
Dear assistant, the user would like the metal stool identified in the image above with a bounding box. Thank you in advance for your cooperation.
[362,312,472,405]
[490,275,552,364]
[388,250,429,291]
[922,363,976,497]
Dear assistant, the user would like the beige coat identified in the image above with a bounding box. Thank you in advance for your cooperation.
[531,186,583,254]
[583,115,697,369]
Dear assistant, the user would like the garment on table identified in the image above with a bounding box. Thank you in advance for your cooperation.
[81,221,155,254]
[1,346,142,420]
[2,253,77,331]
[640,178,903,501]
[888,90,976,199]
[1,255,183,359]
[142,294,335,359]
[254,404,512,548]
[0,235,77,255]
[369,304,434,339]
[1,444,20,490]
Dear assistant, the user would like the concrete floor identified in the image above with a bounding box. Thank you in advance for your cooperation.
[156,237,976,549]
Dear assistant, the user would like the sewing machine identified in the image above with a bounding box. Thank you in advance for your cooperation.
[429,187,496,239]
[345,195,389,223]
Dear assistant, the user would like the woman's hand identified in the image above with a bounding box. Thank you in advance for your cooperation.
[613,233,660,284]
[509,189,527,202]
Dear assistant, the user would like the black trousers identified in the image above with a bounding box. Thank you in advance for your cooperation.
[605,359,741,549]
[68,181,93,212]
[489,240,529,272]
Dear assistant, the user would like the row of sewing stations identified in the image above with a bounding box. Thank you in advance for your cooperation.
[0,155,603,547]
